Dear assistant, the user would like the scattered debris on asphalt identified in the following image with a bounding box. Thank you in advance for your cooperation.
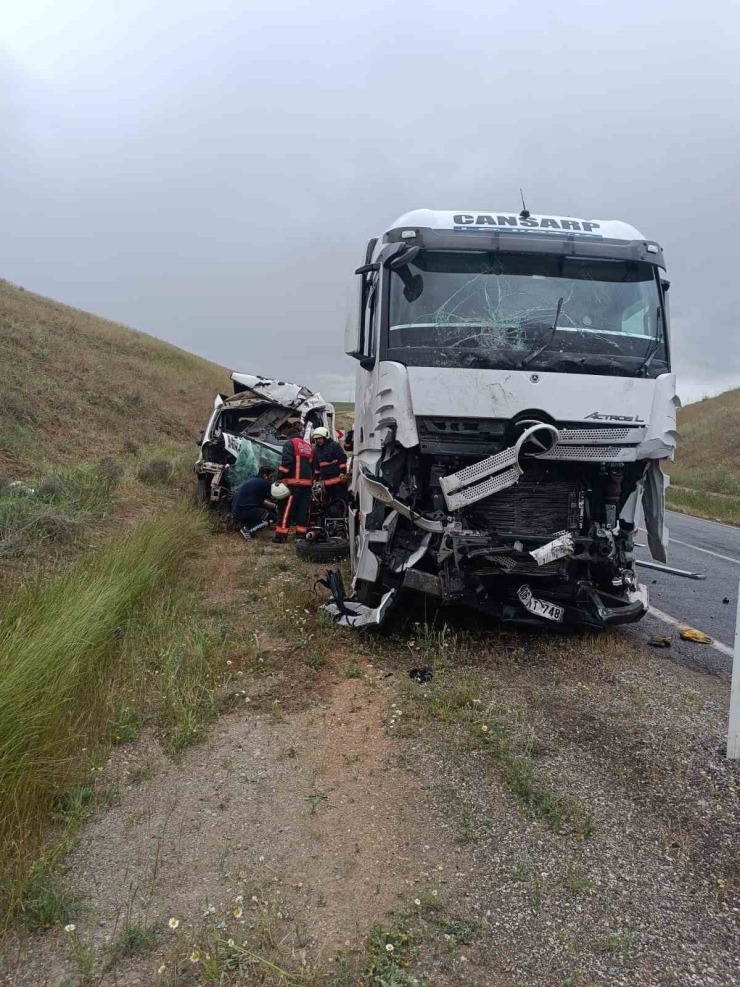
[648,634,672,648]
[679,627,714,644]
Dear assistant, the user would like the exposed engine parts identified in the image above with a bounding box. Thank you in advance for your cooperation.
[341,415,668,629]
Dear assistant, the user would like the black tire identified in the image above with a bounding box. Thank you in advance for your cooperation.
[296,537,350,562]
[195,474,211,507]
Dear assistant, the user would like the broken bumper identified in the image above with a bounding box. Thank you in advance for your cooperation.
[401,569,648,629]
[501,583,648,629]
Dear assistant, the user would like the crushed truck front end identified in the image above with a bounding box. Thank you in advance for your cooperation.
[343,209,678,629]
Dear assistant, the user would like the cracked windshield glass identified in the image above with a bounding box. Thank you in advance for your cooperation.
[389,251,665,376]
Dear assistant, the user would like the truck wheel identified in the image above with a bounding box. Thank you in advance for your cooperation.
[296,537,350,562]
[195,475,211,506]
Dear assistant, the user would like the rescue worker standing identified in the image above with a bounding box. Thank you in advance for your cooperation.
[274,424,314,542]
[312,427,347,507]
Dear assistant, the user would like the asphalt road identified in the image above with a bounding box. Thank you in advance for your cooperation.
[630,510,739,676]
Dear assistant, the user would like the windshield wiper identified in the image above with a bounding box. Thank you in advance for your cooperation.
[635,306,664,377]
[517,297,564,369]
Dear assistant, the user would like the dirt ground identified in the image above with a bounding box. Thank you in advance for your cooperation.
[3,673,454,985]
[2,532,739,986]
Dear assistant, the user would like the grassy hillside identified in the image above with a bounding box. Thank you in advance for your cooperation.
[0,284,234,919]
[667,387,740,525]
[0,280,230,475]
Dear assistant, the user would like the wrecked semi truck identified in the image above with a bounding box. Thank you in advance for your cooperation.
[195,373,336,507]
[343,208,678,629]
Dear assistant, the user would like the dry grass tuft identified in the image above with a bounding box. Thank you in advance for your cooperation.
[136,458,174,485]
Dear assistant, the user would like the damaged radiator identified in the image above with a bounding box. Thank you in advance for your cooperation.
[469,475,582,535]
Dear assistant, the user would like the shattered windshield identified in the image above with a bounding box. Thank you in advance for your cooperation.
[387,251,667,376]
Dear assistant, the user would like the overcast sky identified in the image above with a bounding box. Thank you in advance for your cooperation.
[2,0,739,404]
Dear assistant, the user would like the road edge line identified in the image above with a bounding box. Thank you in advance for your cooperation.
[668,538,740,566]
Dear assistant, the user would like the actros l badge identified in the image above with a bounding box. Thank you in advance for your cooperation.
[585,412,646,423]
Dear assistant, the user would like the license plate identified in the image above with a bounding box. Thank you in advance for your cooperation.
[517,584,565,623]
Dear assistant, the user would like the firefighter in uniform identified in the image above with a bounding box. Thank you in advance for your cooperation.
[312,427,347,508]
[274,424,314,542]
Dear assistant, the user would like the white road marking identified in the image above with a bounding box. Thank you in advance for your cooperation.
[647,605,734,658]
[668,538,740,566]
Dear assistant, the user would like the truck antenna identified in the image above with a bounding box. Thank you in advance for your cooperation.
[519,189,530,220]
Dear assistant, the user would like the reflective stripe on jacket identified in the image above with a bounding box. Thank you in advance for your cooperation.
[278,436,313,487]
[314,439,347,484]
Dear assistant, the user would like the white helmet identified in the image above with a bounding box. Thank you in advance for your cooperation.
[312,427,330,440]
[270,482,290,500]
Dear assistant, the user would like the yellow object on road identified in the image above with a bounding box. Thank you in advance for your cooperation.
[679,627,714,644]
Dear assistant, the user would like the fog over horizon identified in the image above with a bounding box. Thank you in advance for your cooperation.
[2,0,739,406]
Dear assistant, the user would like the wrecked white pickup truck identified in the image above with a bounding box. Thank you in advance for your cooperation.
[195,373,336,507]
[338,208,679,630]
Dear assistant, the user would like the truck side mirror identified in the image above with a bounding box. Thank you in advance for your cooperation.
[346,266,379,361]
[345,275,365,359]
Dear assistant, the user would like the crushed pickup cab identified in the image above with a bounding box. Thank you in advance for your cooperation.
[195,372,336,507]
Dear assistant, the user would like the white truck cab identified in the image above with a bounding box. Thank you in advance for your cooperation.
[343,208,678,628]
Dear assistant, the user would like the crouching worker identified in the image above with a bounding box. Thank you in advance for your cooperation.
[312,427,347,507]
[274,425,313,543]
[231,466,277,541]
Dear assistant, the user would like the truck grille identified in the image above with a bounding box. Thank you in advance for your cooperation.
[468,475,581,535]
[417,417,505,457]
[472,558,563,577]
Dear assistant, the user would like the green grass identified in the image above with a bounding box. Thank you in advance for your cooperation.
[668,387,740,525]
[670,467,740,498]
[366,920,415,986]
[15,856,80,930]
[118,919,158,953]
[666,487,740,527]
[0,458,123,562]
[0,507,211,925]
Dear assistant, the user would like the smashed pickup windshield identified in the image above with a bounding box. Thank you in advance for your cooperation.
[387,251,668,376]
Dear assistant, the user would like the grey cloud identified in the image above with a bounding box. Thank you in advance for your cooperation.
[1,0,738,403]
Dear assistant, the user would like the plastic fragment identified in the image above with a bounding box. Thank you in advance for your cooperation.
[679,627,713,644]
[648,634,672,649]
[529,532,574,566]
[409,667,434,683]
